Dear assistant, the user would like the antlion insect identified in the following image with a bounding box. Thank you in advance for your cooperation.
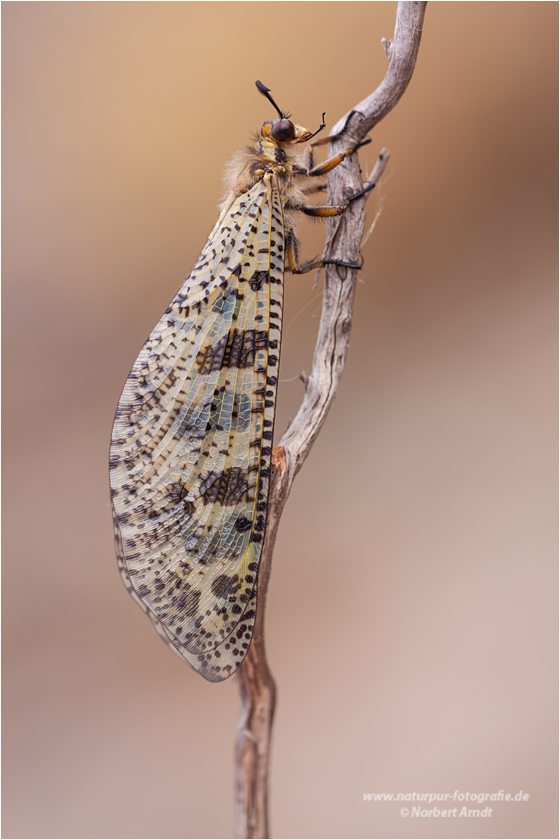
[110,81,375,681]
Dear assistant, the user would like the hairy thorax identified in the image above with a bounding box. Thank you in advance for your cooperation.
[220,134,309,240]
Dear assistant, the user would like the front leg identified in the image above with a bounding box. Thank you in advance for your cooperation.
[307,146,356,177]
[294,137,373,180]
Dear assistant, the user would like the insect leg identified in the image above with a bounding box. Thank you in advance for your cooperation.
[286,229,362,274]
[311,135,373,152]
[310,108,372,149]
[300,184,328,196]
[307,148,355,178]
[310,109,358,145]
[290,174,377,218]
[296,203,344,217]
[286,229,322,274]
[304,135,371,178]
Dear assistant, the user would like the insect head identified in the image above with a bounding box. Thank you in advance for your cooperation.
[255,80,326,144]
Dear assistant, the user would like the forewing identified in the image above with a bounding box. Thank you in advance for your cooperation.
[110,177,285,681]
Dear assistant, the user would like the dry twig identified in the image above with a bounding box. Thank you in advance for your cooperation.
[234,3,427,837]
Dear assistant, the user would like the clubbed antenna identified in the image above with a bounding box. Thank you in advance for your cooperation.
[255,80,284,119]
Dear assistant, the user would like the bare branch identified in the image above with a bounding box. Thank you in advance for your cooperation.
[331,0,428,142]
[235,4,427,837]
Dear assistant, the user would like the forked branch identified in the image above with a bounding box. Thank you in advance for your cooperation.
[235,3,427,838]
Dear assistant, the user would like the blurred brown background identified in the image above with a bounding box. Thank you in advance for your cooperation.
[3,3,557,838]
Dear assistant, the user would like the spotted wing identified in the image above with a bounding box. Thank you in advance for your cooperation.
[110,177,285,682]
[112,507,259,682]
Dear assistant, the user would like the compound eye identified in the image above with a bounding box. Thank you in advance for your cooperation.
[271,119,295,142]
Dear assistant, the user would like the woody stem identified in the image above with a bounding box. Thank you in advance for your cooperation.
[234,3,427,837]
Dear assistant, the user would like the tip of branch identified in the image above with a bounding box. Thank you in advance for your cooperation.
[381,37,392,58]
